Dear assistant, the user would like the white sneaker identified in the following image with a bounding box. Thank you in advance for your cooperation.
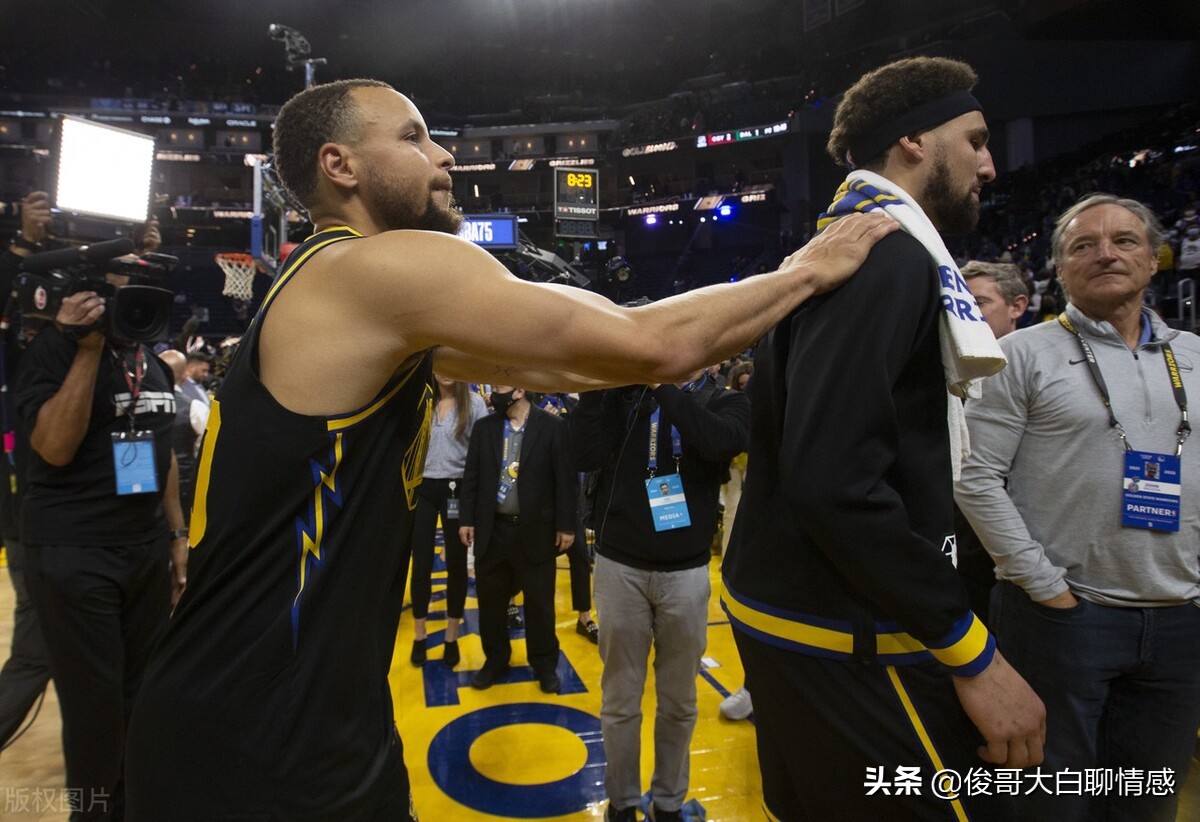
[719,687,753,720]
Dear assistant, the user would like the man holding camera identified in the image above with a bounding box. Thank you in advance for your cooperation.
[17,267,187,819]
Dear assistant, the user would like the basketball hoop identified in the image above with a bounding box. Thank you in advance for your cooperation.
[215,253,259,301]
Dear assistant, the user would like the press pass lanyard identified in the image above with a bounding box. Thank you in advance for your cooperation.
[497,419,520,502]
[502,419,519,464]
[646,408,682,477]
[117,344,146,430]
[1058,312,1191,456]
[110,343,158,495]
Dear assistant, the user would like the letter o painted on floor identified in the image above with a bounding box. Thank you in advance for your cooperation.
[427,703,605,817]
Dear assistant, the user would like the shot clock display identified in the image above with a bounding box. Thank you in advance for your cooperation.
[554,168,599,221]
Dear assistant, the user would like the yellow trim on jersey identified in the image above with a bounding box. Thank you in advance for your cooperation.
[295,431,345,607]
[721,582,929,658]
[763,801,783,821]
[327,359,424,432]
[260,226,363,310]
[402,386,433,510]
[927,613,990,671]
[886,666,970,822]
[188,397,222,546]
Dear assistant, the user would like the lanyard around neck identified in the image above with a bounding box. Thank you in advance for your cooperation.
[502,418,522,463]
[1057,312,1190,455]
[114,343,146,428]
[647,407,682,476]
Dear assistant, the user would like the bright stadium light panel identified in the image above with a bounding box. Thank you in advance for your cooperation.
[56,116,154,223]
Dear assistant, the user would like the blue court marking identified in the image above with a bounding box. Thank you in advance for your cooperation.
[418,610,480,646]
[700,668,754,725]
[428,703,606,817]
[418,603,526,637]
[700,667,732,699]
[424,650,589,707]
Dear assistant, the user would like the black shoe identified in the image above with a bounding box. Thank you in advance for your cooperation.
[536,667,560,694]
[471,663,510,690]
[576,619,599,644]
[652,806,683,822]
[606,805,637,822]
[507,604,524,630]
[442,640,460,669]
[410,638,426,667]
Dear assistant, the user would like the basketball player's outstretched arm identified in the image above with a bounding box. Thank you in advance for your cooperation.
[356,210,897,388]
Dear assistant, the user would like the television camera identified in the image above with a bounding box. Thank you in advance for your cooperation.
[15,238,177,344]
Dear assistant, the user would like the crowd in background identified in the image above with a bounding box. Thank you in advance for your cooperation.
[0,54,1197,818]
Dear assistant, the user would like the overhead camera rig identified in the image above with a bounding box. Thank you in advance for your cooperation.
[251,25,327,275]
[267,24,328,89]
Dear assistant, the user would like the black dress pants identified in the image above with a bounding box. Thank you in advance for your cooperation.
[475,517,559,674]
[0,539,52,746]
[565,517,591,613]
[409,477,469,621]
[26,537,171,821]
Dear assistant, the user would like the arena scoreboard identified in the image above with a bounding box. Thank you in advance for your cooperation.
[554,167,599,238]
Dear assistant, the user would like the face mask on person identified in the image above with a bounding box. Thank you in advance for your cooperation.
[491,390,516,416]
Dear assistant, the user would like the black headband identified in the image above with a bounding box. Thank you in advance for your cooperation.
[846,89,982,168]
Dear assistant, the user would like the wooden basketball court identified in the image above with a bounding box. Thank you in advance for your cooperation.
[1,550,1197,820]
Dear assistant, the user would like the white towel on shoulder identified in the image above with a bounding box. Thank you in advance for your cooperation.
[818,170,1007,477]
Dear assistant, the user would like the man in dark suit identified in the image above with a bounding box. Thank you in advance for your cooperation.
[460,385,577,693]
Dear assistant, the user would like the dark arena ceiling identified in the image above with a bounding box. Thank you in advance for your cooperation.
[2,0,1197,119]
[0,0,1196,323]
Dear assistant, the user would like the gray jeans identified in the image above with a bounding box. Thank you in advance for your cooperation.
[594,554,710,811]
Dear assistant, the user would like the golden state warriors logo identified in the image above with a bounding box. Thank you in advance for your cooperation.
[402,386,433,511]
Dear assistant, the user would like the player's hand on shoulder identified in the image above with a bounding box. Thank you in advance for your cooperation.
[781,212,898,294]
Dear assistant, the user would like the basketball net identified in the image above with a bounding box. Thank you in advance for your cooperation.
[215,253,259,301]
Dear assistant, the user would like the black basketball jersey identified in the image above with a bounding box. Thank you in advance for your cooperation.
[126,226,432,820]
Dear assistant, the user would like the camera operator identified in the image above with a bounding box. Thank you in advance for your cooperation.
[16,254,186,818]
[4,190,54,260]
[0,190,55,749]
[132,217,161,257]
